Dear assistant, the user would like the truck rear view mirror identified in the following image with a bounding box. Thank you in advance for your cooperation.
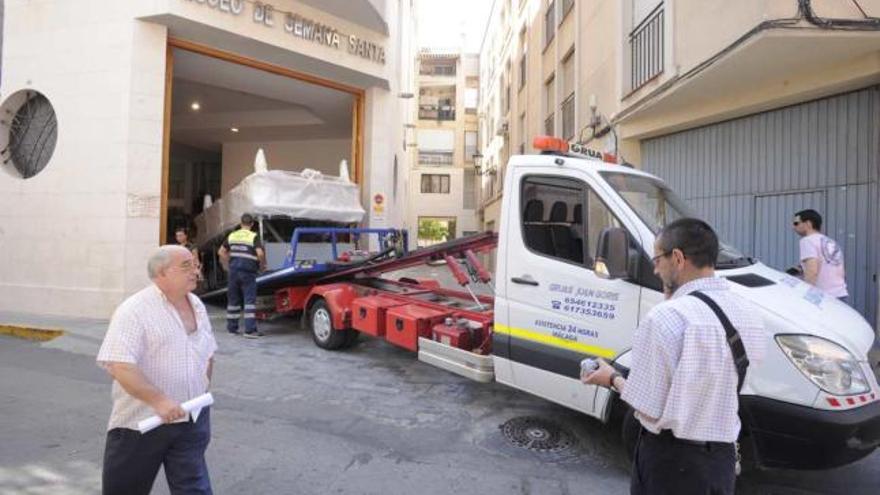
[594,227,630,279]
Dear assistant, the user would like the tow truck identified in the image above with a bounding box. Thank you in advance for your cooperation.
[254,136,880,470]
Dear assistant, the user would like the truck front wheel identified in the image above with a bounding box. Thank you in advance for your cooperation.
[309,299,348,350]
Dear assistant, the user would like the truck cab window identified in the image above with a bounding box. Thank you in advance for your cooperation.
[520,176,585,265]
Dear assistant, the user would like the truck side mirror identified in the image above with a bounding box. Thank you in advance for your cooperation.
[594,227,630,279]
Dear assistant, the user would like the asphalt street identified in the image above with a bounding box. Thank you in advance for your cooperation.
[0,293,878,494]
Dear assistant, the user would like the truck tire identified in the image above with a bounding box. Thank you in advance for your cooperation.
[309,299,348,350]
[621,406,640,462]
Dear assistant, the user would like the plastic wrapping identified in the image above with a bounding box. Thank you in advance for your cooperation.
[194,169,365,244]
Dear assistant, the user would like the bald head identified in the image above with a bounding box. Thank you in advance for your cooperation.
[147,245,193,279]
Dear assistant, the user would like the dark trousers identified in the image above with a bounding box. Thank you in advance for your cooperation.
[631,428,735,495]
[103,407,212,495]
[227,268,257,332]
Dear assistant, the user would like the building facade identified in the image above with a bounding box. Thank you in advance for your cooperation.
[479,0,880,326]
[407,50,480,247]
[0,0,417,318]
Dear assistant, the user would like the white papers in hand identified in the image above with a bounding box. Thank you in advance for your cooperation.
[137,393,214,434]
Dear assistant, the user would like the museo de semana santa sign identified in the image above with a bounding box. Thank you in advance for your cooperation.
[183,0,386,65]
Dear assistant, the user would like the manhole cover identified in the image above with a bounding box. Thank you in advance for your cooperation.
[500,416,576,453]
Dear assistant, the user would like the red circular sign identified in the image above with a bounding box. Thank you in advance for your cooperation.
[374,193,384,205]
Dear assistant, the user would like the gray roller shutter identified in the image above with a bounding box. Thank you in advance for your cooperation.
[642,87,879,326]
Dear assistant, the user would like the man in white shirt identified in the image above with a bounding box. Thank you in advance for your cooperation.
[793,209,848,303]
[97,245,217,495]
[584,218,766,495]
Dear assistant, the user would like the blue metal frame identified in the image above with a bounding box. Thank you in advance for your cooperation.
[282,227,409,270]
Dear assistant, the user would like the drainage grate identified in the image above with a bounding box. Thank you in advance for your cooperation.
[500,416,576,453]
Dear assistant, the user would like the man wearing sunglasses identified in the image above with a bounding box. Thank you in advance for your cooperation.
[792,209,848,303]
[584,218,766,495]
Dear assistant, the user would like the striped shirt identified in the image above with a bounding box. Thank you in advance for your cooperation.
[97,284,217,431]
[620,276,766,443]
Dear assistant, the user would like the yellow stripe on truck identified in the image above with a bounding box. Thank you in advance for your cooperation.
[493,323,617,359]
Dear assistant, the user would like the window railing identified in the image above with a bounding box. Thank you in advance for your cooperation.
[544,1,556,48]
[629,3,664,92]
[418,151,454,166]
[561,93,575,140]
[544,113,555,136]
[418,106,456,121]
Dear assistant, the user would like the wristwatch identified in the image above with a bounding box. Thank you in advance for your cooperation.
[608,371,623,392]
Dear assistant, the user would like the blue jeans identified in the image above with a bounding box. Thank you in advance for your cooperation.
[103,407,212,495]
[227,269,257,332]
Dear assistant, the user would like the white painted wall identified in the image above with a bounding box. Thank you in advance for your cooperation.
[0,2,167,318]
[0,0,408,318]
[220,139,351,192]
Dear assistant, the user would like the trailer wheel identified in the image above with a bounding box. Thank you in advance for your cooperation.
[309,299,348,350]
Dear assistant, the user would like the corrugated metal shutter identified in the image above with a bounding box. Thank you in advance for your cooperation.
[642,87,879,326]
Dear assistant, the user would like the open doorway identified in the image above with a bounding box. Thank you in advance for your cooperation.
[417,216,457,248]
[163,43,364,290]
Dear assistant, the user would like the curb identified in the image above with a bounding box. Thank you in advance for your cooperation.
[0,324,65,342]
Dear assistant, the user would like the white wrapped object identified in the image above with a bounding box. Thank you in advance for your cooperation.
[194,169,366,244]
[339,159,351,182]
[254,148,269,173]
[137,393,214,434]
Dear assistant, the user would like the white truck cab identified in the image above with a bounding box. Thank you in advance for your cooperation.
[491,137,880,469]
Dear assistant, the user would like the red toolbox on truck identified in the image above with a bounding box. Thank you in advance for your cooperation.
[431,322,472,350]
[385,304,450,352]
[352,295,407,337]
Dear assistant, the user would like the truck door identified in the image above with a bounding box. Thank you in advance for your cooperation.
[494,170,642,417]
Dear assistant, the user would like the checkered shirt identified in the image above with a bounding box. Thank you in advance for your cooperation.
[620,276,767,442]
[97,284,217,431]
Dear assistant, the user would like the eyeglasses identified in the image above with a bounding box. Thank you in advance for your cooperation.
[651,251,671,265]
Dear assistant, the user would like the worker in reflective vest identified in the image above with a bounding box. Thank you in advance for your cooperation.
[218,213,266,338]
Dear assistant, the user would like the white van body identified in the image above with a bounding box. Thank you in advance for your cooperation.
[491,151,880,469]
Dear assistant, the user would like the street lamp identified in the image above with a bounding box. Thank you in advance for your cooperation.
[472,152,484,175]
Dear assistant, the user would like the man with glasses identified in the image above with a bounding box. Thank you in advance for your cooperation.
[584,218,766,495]
[97,245,217,494]
[792,209,848,303]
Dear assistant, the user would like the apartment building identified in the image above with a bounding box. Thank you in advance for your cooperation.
[407,50,480,247]
[480,0,880,326]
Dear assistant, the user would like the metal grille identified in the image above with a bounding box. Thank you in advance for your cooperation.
[4,92,58,179]
[630,4,664,92]
[641,87,879,325]
[562,93,575,140]
[500,416,576,453]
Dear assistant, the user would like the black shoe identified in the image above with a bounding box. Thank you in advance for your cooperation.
[243,330,263,339]
[228,329,240,335]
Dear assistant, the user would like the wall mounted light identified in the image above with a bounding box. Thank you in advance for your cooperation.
[230,127,239,133]
[190,101,201,111]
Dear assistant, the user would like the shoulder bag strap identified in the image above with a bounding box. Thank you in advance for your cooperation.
[690,290,750,393]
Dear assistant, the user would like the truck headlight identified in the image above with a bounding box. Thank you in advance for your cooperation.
[776,335,869,396]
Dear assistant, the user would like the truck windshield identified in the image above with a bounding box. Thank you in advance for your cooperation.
[600,172,752,269]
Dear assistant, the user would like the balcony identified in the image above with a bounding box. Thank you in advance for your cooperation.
[418,151,454,166]
[629,4,664,92]
[618,1,880,138]
[419,105,456,121]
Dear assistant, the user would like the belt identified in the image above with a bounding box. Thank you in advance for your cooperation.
[644,428,732,451]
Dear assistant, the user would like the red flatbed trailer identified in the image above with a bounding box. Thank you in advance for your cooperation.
[268,232,500,370]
